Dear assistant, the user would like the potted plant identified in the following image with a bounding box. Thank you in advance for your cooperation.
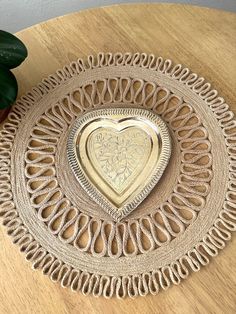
[0,30,28,123]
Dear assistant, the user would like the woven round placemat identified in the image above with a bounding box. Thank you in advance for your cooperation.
[0,53,236,298]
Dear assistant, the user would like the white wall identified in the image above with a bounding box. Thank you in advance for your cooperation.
[0,0,236,33]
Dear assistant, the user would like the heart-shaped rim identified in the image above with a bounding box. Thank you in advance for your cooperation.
[67,107,171,221]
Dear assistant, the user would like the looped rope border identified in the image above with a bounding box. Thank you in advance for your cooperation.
[0,52,236,298]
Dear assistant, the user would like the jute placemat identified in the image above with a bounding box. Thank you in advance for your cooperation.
[0,53,236,298]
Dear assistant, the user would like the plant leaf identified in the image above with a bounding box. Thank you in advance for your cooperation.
[0,64,18,109]
[0,30,28,69]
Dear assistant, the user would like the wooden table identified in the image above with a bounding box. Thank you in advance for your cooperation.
[1,4,236,314]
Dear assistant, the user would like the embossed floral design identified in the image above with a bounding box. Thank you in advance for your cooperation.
[91,129,150,193]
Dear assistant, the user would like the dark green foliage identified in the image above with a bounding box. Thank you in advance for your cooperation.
[0,30,27,109]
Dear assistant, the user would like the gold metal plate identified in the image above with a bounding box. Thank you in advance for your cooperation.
[67,108,171,221]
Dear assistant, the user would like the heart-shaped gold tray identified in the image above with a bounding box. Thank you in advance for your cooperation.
[67,107,171,221]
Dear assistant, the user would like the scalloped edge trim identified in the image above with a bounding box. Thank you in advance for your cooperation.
[0,52,236,298]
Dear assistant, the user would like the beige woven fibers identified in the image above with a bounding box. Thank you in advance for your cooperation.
[0,53,236,298]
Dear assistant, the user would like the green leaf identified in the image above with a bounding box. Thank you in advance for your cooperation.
[0,64,18,109]
[0,30,28,69]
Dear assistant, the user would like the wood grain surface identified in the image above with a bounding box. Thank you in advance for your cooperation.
[0,3,236,314]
